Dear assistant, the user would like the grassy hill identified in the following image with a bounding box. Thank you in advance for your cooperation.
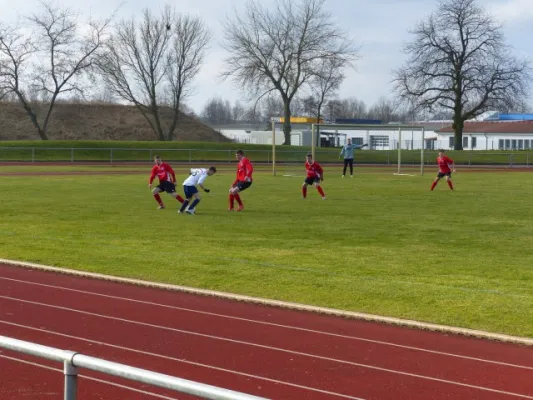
[0,101,229,142]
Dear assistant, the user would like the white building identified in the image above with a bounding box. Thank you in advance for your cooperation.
[435,121,533,150]
[215,119,533,151]
[309,121,533,151]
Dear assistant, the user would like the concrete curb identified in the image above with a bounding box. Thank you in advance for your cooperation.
[2,258,532,347]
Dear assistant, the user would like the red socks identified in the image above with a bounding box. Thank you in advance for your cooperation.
[447,180,454,190]
[431,180,454,190]
[153,194,163,205]
[234,193,243,206]
[175,194,185,203]
[229,194,235,209]
[302,185,324,197]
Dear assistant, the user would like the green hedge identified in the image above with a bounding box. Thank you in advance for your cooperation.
[0,141,531,165]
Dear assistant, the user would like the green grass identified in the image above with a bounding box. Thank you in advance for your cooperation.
[1,166,533,338]
[1,140,532,165]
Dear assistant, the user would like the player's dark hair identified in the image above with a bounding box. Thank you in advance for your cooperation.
[438,149,445,152]
[236,149,244,155]
[306,152,312,157]
[209,166,217,172]
[154,155,161,159]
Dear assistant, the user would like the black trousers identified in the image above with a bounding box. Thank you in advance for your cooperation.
[343,158,354,175]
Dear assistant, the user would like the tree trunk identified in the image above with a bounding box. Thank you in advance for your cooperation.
[453,119,464,150]
[37,128,49,140]
[282,99,291,145]
[316,106,322,147]
[17,95,48,140]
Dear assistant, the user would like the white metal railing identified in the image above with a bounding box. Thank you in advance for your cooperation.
[0,335,269,400]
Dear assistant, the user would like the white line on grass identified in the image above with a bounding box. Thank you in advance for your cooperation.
[0,297,532,399]
[1,276,532,370]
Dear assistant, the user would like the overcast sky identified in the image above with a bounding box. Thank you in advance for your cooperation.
[1,0,532,114]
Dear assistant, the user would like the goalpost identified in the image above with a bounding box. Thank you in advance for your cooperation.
[310,123,426,176]
[269,120,426,176]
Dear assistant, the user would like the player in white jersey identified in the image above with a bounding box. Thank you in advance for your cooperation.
[179,166,217,215]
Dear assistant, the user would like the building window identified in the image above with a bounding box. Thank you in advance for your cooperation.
[449,137,455,148]
[505,139,511,149]
[463,137,468,148]
[371,136,389,148]
[471,137,477,149]
[499,139,504,150]
[352,137,364,145]
[525,140,530,150]
[519,140,524,150]
[512,139,517,149]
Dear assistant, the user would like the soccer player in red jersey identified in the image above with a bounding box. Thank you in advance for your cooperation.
[148,155,185,209]
[430,149,456,191]
[303,153,326,200]
[228,149,253,211]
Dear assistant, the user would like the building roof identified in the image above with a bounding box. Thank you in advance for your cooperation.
[437,121,533,134]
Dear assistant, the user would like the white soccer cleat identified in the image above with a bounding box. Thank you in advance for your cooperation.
[157,205,165,209]
[350,175,354,178]
[186,208,195,215]
[322,196,326,200]
[341,175,345,178]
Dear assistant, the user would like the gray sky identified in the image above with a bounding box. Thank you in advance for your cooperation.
[2,0,532,114]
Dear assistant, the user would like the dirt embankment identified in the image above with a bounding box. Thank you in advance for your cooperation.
[0,101,229,142]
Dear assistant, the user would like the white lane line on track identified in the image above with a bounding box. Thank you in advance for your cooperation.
[0,354,179,400]
[1,297,532,399]
[1,276,532,371]
[0,321,363,400]
[3,259,533,349]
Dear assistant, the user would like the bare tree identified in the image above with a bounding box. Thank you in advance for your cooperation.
[325,97,367,120]
[201,97,233,125]
[393,0,531,150]
[367,97,402,123]
[0,2,111,140]
[308,57,345,122]
[232,100,246,122]
[97,7,210,141]
[222,0,356,144]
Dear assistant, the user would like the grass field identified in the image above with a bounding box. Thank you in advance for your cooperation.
[1,164,533,338]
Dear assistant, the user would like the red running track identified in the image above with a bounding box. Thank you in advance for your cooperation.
[1,264,533,400]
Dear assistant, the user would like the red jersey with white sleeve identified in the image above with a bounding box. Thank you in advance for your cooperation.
[233,157,253,185]
[306,161,324,179]
[437,156,454,173]
[149,163,176,184]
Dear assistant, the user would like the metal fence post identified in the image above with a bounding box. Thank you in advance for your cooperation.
[32,148,35,163]
[71,148,74,163]
[64,360,78,400]
[110,149,113,163]
[189,149,192,164]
